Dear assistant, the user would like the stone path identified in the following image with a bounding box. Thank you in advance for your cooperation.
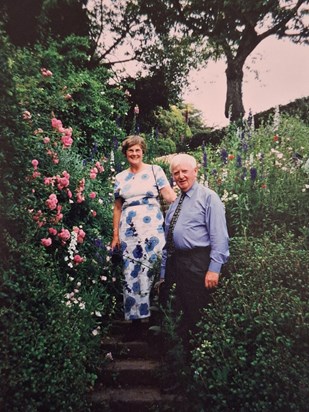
[89,319,182,411]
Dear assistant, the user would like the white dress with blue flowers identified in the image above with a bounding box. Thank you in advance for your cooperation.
[114,164,168,320]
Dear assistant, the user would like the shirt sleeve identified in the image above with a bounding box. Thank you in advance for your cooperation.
[206,191,229,273]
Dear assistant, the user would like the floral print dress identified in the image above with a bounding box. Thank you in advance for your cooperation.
[114,164,168,320]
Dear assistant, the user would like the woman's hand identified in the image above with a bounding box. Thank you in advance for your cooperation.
[111,235,120,250]
[160,186,177,204]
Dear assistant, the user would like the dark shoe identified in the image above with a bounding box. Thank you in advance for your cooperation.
[122,319,142,342]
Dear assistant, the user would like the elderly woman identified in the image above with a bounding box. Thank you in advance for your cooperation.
[111,135,176,337]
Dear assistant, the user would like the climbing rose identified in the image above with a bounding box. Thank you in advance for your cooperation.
[41,238,52,247]
[61,135,73,148]
[31,159,39,169]
[46,194,58,210]
[41,68,53,77]
[22,111,31,120]
[73,255,84,265]
[48,228,58,236]
[58,228,70,242]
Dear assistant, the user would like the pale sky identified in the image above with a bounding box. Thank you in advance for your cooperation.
[183,36,309,128]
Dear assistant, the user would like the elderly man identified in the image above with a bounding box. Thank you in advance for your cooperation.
[160,153,229,349]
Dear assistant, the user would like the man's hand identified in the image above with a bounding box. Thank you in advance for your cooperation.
[205,271,219,289]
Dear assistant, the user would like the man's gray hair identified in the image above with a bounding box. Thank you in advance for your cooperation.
[170,153,197,172]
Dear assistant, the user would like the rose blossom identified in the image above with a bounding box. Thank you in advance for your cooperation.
[31,159,39,169]
[61,135,73,148]
[89,192,96,199]
[22,111,32,120]
[73,255,84,265]
[58,228,71,242]
[41,237,52,247]
[45,194,58,210]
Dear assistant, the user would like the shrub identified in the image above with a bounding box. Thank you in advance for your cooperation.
[0,240,98,412]
[189,234,309,411]
[0,34,125,410]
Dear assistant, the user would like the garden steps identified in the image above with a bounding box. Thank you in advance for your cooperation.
[90,319,182,411]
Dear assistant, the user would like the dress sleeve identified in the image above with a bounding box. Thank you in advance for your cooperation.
[114,175,121,200]
[153,165,169,190]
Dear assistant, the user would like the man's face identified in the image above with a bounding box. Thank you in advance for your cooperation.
[172,161,197,192]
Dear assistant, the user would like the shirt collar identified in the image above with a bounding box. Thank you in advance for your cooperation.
[182,181,198,198]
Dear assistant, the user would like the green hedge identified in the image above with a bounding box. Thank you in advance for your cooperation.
[189,234,309,411]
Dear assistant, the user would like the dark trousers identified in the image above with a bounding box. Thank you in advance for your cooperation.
[164,247,212,348]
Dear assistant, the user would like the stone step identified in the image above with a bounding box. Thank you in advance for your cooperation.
[99,358,160,387]
[90,385,182,412]
[101,336,160,359]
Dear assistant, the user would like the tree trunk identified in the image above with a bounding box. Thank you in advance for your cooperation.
[225,59,245,122]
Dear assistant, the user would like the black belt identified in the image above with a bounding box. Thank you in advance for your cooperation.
[172,246,211,256]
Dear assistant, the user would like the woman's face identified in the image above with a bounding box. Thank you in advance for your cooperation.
[126,144,143,167]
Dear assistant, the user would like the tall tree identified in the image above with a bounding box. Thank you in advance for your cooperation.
[136,0,309,121]
[0,0,90,46]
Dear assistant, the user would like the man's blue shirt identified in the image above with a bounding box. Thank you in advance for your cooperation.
[160,181,229,278]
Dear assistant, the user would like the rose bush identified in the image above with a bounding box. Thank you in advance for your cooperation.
[0,34,127,411]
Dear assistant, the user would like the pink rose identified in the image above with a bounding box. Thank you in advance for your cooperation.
[67,189,72,198]
[31,159,39,168]
[43,137,50,144]
[61,135,73,148]
[76,192,85,203]
[89,192,96,199]
[57,177,70,190]
[41,237,52,247]
[91,210,97,217]
[51,117,63,130]
[73,227,86,244]
[22,111,32,120]
[48,227,58,236]
[73,255,84,265]
[44,177,54,186]
[41,68,53,77]
[45,194,58,210]
[58,228,70,242]
[32,171,41,179]
[95,161,104,173]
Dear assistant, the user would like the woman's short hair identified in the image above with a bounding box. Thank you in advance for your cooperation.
[121,135,147,155]
[170,153,197,172]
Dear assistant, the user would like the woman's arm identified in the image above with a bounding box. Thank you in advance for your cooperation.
[160,185,177,204]
[111,197,123,249]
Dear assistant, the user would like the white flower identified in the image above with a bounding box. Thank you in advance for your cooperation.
[79,302,85,309]
[92,329,99,336]
[95,311,102,317]
[105,352,113,361]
